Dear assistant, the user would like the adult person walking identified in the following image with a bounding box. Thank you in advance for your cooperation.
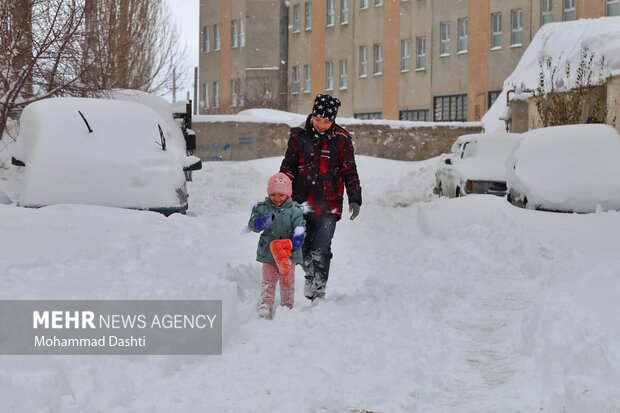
[280,94,362,302]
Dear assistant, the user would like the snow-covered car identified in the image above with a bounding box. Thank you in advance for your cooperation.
[506,124,620,213]
[434,133,522,198]
[11,97,202,215]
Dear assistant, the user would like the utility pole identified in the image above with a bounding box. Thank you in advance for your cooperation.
[172,67,177,103]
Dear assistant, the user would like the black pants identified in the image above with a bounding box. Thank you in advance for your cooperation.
[302,213,338,298]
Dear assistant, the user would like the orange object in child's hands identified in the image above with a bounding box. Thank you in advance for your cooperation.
[269,239,293,287]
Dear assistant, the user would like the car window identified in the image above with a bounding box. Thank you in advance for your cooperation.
[461,141,479,159]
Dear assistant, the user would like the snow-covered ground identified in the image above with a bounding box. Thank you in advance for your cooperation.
[1,155,620,412]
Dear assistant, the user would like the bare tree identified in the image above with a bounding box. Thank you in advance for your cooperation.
[0,0,90,136]
[243,75,287,111]
[83,0,186,95]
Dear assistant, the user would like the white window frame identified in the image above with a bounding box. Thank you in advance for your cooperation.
[400,39,410,72]
[325,61,334,90]
[359,46,368,77]
[327,0,335,27]
[203,26,210,53]
[541,0,553,25]
[292,66,300,94]
[231,20,239,48]
[361,0,369,9]
[213,81,220,108]
[231,79,238,107]
[303,64,311,93]
[292,5,301,32]
[214,24,221,51]
[416,36,426,70]
[373,43,383,75]
[511,9,523,46]
[458,17,468,53]
[202,83,209,110]
[341,0,349,24]
[304,2,312,31]
[239,20,246,47]
[490,13,502,49]
[339,59,348,89]
[439,22,450,56]
[564,0,576,20]
[607,0,620,15]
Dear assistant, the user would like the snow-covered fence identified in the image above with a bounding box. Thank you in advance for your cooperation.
[190,119,482,162]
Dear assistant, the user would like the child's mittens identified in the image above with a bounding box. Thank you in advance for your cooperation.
[291,226,305,251]
[252,213,276,231]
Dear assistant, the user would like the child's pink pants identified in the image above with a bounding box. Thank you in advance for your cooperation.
[261,263,295,309]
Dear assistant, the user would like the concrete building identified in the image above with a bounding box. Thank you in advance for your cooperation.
[199,0,619,120]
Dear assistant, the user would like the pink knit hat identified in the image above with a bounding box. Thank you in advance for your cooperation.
[267,173,292,197]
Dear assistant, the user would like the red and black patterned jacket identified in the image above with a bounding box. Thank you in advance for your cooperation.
[280,115,362,219]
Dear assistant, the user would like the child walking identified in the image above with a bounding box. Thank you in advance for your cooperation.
[248,173,305,319]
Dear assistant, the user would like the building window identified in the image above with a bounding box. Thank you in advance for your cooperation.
[607,0,620,15]
[541,0,553,24]
[354,112,382,120]
[327,0,335,26]
[292,66,300,94]
[491,13,501,49]
[488,91,501,109]
[375,0,383,6]
[511,9,523,46]
[416,36,426,70]
[433,94,467,121]
[341,0,349,24]
[213,81,220,108]
[439,22,450,56]
[326,61,334,90]
[339,59,348,89]
[399,109,428,121]
[564,0,576,20]
[239,20,245,47]
[214,24,221,50]
[231,79,238,107]
[202,83,209,110]
[231,20,239,48]
[401,39,410,71]
[361,0,369,9]
[305,2,312,30]
[239,81,245,106]
[458,17,468,53]
[292,5,301,32]
[359,46,368,77]
[303,65,311,92]
[202,26,210,53]
[373,43,383,74]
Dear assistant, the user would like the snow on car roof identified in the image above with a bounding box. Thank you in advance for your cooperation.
[451,133,523,182]
[13,97,187,209]
[507,124,620,212]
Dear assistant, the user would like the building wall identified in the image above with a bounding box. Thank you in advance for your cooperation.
[199,0,612,121]
[191,119,482,161]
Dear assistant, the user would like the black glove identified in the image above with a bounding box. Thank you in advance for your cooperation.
[349,203,360,220]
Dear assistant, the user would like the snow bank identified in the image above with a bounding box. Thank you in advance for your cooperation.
[483,17,620,133]
[195,108,481,130]
[506,124,620,212]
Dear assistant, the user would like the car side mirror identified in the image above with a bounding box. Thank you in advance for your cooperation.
[444,158,452,165]
[184,159,202,172]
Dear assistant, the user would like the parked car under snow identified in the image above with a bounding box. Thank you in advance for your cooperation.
[434,133,522,198]
[11,97,201,215]
[506,124,620,213]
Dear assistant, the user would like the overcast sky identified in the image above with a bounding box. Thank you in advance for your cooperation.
[165,0,199,103]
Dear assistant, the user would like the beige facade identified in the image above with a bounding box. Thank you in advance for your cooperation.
[199,0,616,120]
